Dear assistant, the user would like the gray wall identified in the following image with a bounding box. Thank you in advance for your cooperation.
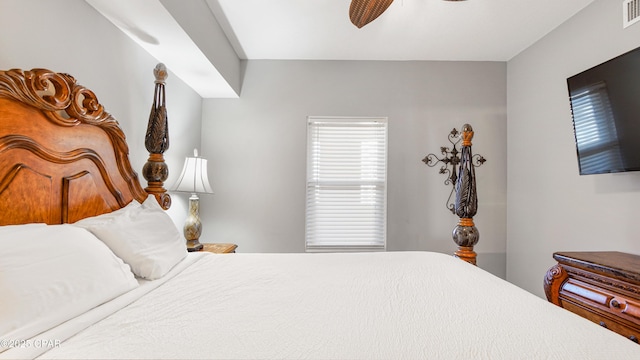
[202,60,508,277]
[2,0,512,280]
[506,0,640,297]
[0,0,203,228]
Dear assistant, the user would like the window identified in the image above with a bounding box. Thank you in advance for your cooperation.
[571,81,624,174]
[305,117,388,252]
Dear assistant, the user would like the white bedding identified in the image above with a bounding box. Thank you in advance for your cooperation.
[0,224,138,353]
[15,251,638,359]
[0,253,206,360]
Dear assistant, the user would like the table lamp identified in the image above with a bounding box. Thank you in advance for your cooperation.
[171,148,214,251]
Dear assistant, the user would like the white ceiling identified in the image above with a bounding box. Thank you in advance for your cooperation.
[212,0,596,61]
[89,0,597,97]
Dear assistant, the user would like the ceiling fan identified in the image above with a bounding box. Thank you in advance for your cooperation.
[349,0,466,28]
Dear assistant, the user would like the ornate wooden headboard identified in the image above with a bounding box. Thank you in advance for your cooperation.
[0,68,168,225]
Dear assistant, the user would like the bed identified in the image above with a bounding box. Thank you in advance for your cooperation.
[1,68,639,359]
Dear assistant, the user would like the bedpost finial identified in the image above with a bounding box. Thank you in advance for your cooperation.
[154,63,167,84]
[461,124,474,146]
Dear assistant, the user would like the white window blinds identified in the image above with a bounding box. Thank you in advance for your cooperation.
[305,117,388,252]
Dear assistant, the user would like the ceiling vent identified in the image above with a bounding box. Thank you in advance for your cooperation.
[623,0,640,28]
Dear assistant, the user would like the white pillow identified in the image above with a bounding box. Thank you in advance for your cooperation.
[0,223,138,344]
[74,196,187,280]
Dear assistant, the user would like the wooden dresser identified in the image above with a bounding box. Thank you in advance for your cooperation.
[544,251,640,343]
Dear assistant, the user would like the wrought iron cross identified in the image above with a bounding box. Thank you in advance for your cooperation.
[422,124,486,265]
[422,127,486,214]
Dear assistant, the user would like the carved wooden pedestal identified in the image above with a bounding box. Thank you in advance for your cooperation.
[544,251,640,343]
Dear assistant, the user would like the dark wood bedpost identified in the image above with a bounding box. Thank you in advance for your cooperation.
[452,124,479,265]
[422,124,485,264]
[142,63,171,210]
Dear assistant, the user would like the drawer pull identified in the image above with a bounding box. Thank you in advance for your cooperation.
[611,299,620,308]
[599,321,607,329]
[630,336,638,343]
[621,300,640,320]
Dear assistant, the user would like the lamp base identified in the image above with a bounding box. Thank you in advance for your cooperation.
[186,240,203,252]
[184,193,204,252]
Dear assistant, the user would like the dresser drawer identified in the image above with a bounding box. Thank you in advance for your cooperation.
[559,278,640,330]
[561,300,640,343]
[545,251,640,344]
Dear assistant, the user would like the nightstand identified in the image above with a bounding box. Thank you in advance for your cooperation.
[200,243,237,254]
[545,251,640,343]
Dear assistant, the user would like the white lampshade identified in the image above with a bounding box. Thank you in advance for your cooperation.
[171,149,213,194]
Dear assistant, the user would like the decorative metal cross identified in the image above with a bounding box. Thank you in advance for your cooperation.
[422,124,486,265]
[422,127,486,214]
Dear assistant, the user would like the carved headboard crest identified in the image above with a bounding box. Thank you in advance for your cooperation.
[0,68,165,225]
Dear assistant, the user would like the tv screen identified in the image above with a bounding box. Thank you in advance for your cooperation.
[567,46,640,175]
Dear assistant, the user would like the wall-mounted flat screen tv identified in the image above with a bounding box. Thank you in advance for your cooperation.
[567,46,640,175]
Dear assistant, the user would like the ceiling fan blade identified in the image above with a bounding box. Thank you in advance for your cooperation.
[349,0,394,28]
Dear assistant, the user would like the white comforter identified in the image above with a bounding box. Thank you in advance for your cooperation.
[23,252,640,359]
